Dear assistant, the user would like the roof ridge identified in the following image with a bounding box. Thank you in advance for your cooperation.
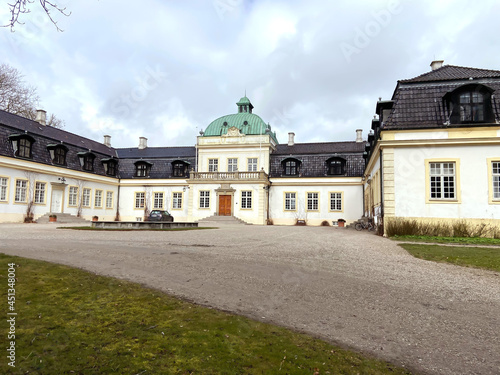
[401,64,500,83]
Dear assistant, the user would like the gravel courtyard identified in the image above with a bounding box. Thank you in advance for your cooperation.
[1,223,499,375]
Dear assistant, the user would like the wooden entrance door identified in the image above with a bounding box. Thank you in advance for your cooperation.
[219,195,231,216]
[51,189,63,213]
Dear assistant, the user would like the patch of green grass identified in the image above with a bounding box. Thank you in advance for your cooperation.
[0,253,412,375]
[58,226,217,231]
[399,244,500,272]
[393,235,500,246]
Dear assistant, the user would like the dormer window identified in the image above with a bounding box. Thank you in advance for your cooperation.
[102,158,118,177]
[47,144,68,166]
[77,152,96,172]
[172,161,189,177]
[327,157,346,175]
[444,84,495,124]
[282,158,301,176]
[135,161,152,177]
[9,134,36,159]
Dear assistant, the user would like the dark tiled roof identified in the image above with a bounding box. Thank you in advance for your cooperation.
[384,71,500,130]
[0,110,118,177]
[116,146,195,159]
[270,142,365,178]
[401,65,500,83]
[118,157,196,179]
[0,110,116,156]
[274,141,365,155]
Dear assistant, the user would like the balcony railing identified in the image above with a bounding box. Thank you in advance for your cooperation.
[190,171,268,181]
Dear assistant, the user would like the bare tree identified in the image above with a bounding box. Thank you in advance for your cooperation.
[75,179,84,218]
[0,64,64,128]
[143,186,152,221]
[4,0,70,31]
[24,171,38,222]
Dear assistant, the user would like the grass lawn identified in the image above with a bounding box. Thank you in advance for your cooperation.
[392,235,500,246]
[58,226,217,231]
[1,253,412,375]
[399,244,500,272]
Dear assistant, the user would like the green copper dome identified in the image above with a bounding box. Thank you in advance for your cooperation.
[203,97,278,143]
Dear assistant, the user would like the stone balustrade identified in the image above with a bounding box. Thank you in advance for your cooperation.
[190,171,268,181]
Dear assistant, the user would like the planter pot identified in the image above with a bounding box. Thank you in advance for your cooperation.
[49,217,57,223]
[338,221,345,228]
[92,217,98,222]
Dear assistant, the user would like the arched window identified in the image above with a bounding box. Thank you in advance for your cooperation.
[327,157,346,175]
[282,158,301,176]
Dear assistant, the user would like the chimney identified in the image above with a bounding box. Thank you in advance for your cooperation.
[36,109,47,126]
[356,129,363,143]
[138,137,148,149]
[430,60,444,71]
[103,135,111,147]
[288,132,295,146]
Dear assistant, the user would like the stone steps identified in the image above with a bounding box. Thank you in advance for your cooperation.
[197,215,250,225]
[37,212,90,224]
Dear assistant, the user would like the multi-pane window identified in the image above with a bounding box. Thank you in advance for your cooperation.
[460,92,484,122]
[228,158,238,172]
[82,155,94,171]
[136,163,149,177]
[173,163,186,177]
[208,159,218,172]
[199,191,210,208]
[106,161,117,176]
[106,191,113,209]
[34,182,46,204]
[82,188,91,207]
[284,160,299,176]
[0,177,8,201]
[493,162,500,200]
[68,187,78,206]
[18,138,32,158]
[241,191,252,209]
[15,180,27,202]
[248,158,258,172]
[330,192,342,211]
[54,147,66,165]
[154,192,164,209]
[430,162,456,199]
[135,192,145,209]
[95,190,103,208]
[285,192,296,210]
[328,159,345,175]
[307,192,319,211]
[173,192,182,209]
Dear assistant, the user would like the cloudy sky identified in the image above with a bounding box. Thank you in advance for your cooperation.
[1,0,499,148]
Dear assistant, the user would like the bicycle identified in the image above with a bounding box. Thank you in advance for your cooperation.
[355,220,375,231]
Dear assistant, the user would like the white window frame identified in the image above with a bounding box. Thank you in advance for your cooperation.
[135,192,145,209]
[106,191,113,209]
[68,186,78,206]
[493,161,500,200]
[284,192,296,211]
[95,190,103,208]
[430,162,456,200]
[172,192,183,209]
[330,192,342,211]
[199,190,210,208]
[241,191,252,209]
[15,179,27,203]
[82,188,91,207]
[247,158,258,172]
[208,159,218,172]
[154,192,164,209]
[0,177,9,202]
[307,192,319,211]
[34,182,46,204]
[228,158,238,172]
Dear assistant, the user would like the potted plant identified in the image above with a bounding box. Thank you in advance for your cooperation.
[338,218,346,228]
[92,215,99,222]
[49,214,57,223]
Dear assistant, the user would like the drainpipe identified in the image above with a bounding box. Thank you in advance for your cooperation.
[115,180,121,221]
[379,150,384,229]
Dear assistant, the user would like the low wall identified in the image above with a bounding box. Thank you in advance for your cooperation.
[92,221,198,229]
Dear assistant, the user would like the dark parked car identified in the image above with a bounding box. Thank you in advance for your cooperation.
[147,210,174,222]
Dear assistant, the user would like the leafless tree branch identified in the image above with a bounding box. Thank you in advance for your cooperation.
[4,0,71,31]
